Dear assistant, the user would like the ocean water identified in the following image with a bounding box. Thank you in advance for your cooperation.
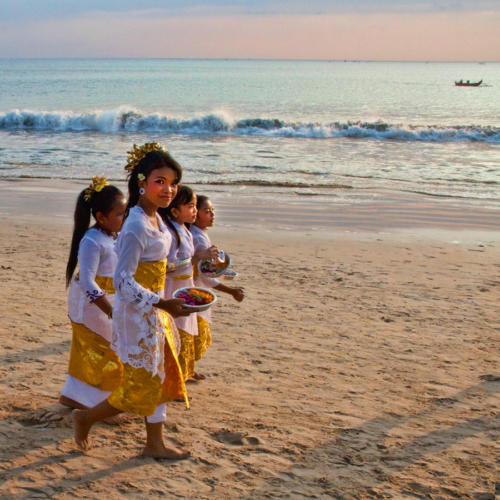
[0,58,499,206]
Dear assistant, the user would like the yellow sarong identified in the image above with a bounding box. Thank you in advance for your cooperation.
[68,322,122,391]
[67,274,121,391]
[194,315,212,361]
[108,260,189,415]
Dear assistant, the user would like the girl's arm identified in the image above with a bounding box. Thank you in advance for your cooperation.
[213,282,245,302]
[92,295,113,318]
[78,237,113,317]
[114,231,189,317]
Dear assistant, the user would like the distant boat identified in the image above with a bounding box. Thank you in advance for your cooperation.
[455,79,483,87]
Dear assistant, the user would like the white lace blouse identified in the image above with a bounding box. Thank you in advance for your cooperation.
[67,227,117,341]
[111,206,172,379]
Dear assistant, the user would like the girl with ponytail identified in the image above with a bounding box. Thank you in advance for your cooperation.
[61,177,127,411]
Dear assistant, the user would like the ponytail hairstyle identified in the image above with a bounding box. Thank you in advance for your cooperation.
[126,149,182,211]
[65,183,123,287]
[159,185,196,247]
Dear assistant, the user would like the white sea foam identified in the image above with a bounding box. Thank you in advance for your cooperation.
[1,108,499,143]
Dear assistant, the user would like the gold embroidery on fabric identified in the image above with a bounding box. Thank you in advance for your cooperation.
[194,315,212,361]
[68,322,123,391]
[134,260,167,293]
[172,274,193,281]
[177,329,196,380]
[108,363,165,416]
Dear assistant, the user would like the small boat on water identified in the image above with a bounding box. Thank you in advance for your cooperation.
[455,79,483,87]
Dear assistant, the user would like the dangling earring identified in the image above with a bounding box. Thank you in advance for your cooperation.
[139,187,145,195]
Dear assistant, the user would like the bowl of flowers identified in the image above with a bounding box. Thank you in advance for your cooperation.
[198,251,230,278]
[173,287,217,312]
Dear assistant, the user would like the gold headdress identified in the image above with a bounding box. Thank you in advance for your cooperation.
[84,176,109,202]
[124,142,167,172]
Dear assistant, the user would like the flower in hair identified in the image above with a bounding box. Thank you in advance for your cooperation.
[84,176,109,202]
[124,142,167,172]
[137,173,145,181]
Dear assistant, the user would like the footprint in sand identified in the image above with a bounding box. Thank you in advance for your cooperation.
[212,430,245,445]
[211,430,262,447]
[16,407,71,428]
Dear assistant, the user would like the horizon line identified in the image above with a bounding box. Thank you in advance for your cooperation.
[1,56,499,64]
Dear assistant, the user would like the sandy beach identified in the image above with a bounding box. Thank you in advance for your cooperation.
[0,178,499,499]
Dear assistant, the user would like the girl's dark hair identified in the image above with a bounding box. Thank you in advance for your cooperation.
[65,185,123,287]
[127,150,182,211]
[196,195,209,210]
[159,185,196,247]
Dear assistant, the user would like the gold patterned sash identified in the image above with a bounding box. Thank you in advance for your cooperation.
[134,260,167,293]
[172,274,193,281]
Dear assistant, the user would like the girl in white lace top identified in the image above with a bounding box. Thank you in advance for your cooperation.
[60,178,126,411]
[73,144,191,460]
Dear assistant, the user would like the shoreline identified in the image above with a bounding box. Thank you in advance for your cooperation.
[1,178,499,243]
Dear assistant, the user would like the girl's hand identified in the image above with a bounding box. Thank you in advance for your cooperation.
[196,245,219,261]
[156,298,191,317]
[230,287,245,302]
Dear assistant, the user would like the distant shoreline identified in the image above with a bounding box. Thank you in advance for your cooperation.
[1,178,499,241]
[1,57,499,63]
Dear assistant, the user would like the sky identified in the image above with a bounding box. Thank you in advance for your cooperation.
[1,0,499,61]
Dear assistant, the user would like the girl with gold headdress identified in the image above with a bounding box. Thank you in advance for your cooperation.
[73,143,191,460]
[61,177,127,410]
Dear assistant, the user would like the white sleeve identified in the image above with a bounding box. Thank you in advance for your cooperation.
[191,231,204,253]
[78,237,105,303]
[113,231,160,313]
[193,231,220,287]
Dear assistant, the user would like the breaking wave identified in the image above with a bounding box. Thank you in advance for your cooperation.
[1,108,499,143]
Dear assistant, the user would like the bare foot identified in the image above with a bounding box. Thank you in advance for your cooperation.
[59,395,88,410]
[142,444,190,460]
[73,409,91,451]
[193,372,206,380]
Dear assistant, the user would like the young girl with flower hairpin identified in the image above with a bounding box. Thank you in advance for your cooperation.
[160,185,219,383]
[60,177,126,411]
[190,195,244,379]
[73,143,191,459]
